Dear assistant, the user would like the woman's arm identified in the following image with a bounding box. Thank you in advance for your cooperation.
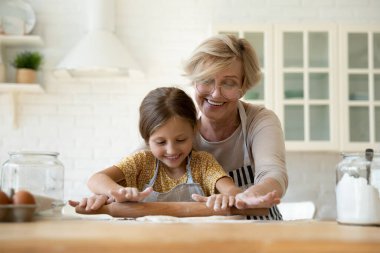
[247,107,288,197]
[246,177,283,198]
[235,178,281,209]
[215,177,281,210]
[232,108,285,209]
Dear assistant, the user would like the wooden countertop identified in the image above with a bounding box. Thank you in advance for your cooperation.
[0,218,379,253]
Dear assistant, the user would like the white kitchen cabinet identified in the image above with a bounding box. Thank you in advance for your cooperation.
[0,35,44,128]
[340,26,380,152]
[216,25,380,152]
[274,25,338,151]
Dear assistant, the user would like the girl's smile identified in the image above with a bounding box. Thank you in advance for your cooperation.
[148,116,194,173]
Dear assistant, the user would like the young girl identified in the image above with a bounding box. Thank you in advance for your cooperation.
[70,87,242,211]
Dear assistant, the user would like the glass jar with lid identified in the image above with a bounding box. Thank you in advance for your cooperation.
[336,150,380,225]
[1,151,65,216]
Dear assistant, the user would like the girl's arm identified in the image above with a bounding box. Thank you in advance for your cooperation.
[87,165,153,202]
[87,165,126,197]
[68,166,126,210]
[88,165,152,202]
[215,177,242,196]
[69,166,152,210]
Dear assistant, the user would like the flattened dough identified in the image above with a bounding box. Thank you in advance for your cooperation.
[136,215,179,222]
[180,215,245,222]
[136,215,245,222]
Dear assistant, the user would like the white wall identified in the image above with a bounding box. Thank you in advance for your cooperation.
[1,0,379,220]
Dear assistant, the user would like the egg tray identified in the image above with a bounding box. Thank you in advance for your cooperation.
[0,204,37,222]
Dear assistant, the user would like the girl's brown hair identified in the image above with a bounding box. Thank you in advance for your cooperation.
[139,87,197,143]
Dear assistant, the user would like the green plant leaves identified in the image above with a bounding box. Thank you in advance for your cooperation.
[11,51,43,71]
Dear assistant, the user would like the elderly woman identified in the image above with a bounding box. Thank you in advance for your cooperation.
[184,34,288,220]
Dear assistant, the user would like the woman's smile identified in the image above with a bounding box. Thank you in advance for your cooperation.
[206,99,225,106]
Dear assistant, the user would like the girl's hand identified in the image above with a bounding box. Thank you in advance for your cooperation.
[235,190,280,209]
[109,187,153,202]
[192,193,235,211]
[68,194,113,211]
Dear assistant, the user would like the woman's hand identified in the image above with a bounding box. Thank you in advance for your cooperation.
[192,193,235,211]
[235,190,280,209]
[68,194,112,211]
[109,187,153,203]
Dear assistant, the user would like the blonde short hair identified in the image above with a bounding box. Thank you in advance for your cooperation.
[183,34,261,92]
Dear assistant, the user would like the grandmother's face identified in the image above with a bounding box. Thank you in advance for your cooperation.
[194,59,243,122]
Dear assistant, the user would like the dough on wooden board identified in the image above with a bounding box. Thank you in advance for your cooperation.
[180,215,245,222]
[136,215,245,222]
[136,215,180,222]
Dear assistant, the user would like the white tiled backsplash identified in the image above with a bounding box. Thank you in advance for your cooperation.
[285,152,341,220]
[1,0,379,220]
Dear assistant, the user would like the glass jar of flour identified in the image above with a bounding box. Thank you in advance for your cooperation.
[1,151,65,216]
[336,150,380,225]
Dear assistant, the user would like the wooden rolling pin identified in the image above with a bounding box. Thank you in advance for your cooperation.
[75,202,269,218]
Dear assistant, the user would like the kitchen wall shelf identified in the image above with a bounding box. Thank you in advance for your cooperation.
[0,35,44,128]
[0,83,43,92]
[0,35,44,83]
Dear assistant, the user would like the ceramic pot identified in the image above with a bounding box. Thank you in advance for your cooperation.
[16,68,36,84]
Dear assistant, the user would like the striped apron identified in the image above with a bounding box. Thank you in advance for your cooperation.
[228,102,282,220]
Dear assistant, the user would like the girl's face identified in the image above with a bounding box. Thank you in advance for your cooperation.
[194,59,243,123]
[148,116,194,171]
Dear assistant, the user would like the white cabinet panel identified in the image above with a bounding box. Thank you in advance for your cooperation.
[340,26,380,151]
[275,25,338,151]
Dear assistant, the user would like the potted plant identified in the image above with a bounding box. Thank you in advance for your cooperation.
[11,51,43,84]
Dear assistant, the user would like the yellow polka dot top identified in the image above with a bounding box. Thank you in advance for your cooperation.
[115,150,229,196]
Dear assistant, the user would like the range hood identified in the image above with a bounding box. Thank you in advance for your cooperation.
[55,0,142,77]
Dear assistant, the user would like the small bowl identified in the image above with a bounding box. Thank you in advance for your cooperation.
[0,205,11,221]
[0,204,37,222]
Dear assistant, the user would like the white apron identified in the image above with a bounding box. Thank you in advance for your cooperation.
[227,102,282,220]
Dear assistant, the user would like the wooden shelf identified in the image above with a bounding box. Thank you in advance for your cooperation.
[0,83,44,93]
[0,35,43,47]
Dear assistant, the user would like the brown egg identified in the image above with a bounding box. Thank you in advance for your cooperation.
[0,191,12,204]
[12,190,36,205]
